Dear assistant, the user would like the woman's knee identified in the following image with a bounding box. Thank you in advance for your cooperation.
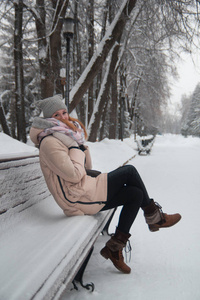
[123,164,138,177]
[125,164,137,171]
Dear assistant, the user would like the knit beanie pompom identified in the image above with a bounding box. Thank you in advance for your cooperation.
[35,94,67,118]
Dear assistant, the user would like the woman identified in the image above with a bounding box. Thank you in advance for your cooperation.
[30,94,181,274]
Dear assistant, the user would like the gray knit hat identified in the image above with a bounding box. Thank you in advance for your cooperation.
[35,94,67,118]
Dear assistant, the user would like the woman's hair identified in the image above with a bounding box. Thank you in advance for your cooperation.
[61,116,88,140]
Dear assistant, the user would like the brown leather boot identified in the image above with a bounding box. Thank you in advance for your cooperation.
[142,200,181,232]
[100,228,131,274]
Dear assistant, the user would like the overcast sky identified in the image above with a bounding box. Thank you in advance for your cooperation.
[169,50,200,109]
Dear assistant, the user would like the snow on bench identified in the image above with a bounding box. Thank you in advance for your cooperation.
[0,157,114,300]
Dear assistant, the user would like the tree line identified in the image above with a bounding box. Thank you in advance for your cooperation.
[180,82,200,137]
[0,0,199,143]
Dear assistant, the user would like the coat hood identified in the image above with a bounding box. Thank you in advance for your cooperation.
[29,127,43,145]
[30,117,54,145]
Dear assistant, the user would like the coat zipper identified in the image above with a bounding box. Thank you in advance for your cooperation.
[57,175,106,205]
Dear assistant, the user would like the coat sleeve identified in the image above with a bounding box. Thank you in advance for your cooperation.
[84,145,92,169]
[40,137,86,183]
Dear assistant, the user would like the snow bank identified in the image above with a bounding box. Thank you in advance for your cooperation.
[0,133,38,160]
[87,136,137,172]
[0,133,137,169]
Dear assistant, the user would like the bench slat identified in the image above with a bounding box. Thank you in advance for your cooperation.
[0,158,51,217]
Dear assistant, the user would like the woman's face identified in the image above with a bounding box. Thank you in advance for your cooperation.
[52,109,69,121]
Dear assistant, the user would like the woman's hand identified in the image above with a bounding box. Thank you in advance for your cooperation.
[79,144,87,151]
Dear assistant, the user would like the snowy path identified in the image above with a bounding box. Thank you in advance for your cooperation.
[61,135,200,300]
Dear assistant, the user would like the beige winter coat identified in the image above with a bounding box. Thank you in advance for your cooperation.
[30,127,107,216]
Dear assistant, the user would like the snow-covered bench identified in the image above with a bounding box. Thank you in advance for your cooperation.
[0,156,114,300]
[136,135,155,155]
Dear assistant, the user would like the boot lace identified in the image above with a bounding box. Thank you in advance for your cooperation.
[155,202,163,211]
[155,202,166,224]
[124,239,132,263]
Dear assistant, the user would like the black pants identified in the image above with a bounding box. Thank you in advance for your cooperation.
[101,165,151,234]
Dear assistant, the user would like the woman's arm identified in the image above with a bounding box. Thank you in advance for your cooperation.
[40,136,86,183]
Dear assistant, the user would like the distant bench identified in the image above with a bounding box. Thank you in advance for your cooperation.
[136,135,155,155]
[0,156,115,300]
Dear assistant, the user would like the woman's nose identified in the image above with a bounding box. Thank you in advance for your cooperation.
[62,114,68,119]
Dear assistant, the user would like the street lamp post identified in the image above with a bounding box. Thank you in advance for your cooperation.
[120,91,125,141]
[63,17,74,108]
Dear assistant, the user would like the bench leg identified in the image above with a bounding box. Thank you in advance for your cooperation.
[72,247,95,292]
[102,208,117,235]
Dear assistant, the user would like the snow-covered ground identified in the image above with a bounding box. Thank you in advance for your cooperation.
[61,134,200,300]
[0,133,200,300]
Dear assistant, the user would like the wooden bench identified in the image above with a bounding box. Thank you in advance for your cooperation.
[0,156,114,300]
[136,135,155,155]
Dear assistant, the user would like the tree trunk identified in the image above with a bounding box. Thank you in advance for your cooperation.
[34,0,69,99]
[73,0,85,124]
[69,0,138,113]
[35,0,48,98]
[108,1,119,139]
[87,0,94,123]
[0,102,11,136]
[50,0,69,96]
[109,71,118,139]
[88,42,120,142]
[95,0,108,119]
[73,0,82,85]
[10,97,17,139]
[99,99,109,141]
[14,0,26,142]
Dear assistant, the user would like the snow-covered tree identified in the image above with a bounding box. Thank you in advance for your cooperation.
[182,83,200,137]
[0,0,200,142]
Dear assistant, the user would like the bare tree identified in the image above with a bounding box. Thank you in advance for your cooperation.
[14,0,26,142]
[25,0,69,99]
[69,0,138,113]
[88,42,121,141]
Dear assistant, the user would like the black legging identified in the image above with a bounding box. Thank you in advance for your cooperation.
[101,165,151,234]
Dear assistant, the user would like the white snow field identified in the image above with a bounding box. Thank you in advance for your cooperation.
[0,133,199,300]
[60,134,200,300]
